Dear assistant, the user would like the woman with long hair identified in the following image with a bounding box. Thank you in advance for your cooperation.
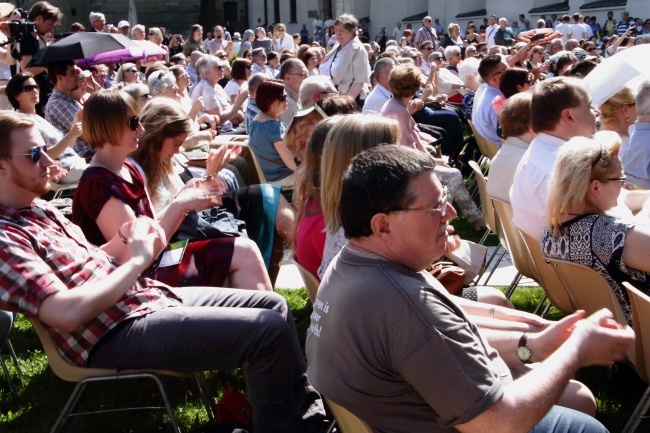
[272,23,295,53]
[599,87,637,146]
[72,90,272,291]
[5,72,85,184]
[148,27,170,62]
[292,117,341,277]
[542,131,650,325]
[248,80,296,186]
[183,24,205,56]
[112,62,141,89]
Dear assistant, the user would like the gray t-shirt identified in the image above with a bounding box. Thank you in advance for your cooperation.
[306,246,510,432]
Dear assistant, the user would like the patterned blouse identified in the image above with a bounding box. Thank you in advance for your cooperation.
[540,213,650,325]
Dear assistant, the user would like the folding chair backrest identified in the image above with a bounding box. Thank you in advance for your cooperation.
[28,317,186,382]
[467,119,499,159]
[624,282,650,380]
[468,160,498,235]
[492,198,539,282]
[243,141,268,185]
[549,258,628,325]
[518,228,575,314]
[324,398,373,433]
[285,257,320,304]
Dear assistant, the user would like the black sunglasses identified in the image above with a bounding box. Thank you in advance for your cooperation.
[127,116,140,131]
[22,84,40,92]
[3,145,48,163]
[279,94,288,102]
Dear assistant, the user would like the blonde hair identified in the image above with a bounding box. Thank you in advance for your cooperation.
[546,131,622,236]
[320,114,400,233]
[148,27,163,44]
[599,87,635,126]
[83,90,140,150]
[115,62,137,83]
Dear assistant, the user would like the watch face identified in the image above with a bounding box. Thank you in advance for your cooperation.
[517,346,532,362]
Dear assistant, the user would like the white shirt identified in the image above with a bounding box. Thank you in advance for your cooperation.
[362,83,391,114]
[274,34,295,52]
[555,23,573,43]
[392,26,402,40]
[571,23,585,40]
[485,24,499,47]
[436,68,465,98]
[487,136,529,203]
[510,132,565,240]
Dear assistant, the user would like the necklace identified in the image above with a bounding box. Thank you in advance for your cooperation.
[345,244,386,260]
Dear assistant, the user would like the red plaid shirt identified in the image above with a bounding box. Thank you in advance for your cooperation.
[0,199,181,366]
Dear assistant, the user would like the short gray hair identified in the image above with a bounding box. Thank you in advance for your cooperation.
[458,57,481,85]
[89,11,105,23]
[196,55,222,79]
[636,80,650,117]
[148,71,176,97]
[299,75,338,107]
[132,24,145,37]
[444,45,461,60]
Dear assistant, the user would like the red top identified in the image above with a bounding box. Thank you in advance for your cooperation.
[295,199,326,279]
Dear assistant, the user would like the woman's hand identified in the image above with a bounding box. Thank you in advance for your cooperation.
[205,145,241,177]
[176,175,226,212]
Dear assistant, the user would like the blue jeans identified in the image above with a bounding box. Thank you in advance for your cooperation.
[530,406,609,433]
[89,287,327,433]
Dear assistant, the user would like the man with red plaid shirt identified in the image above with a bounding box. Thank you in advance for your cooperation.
[0,112,328,433]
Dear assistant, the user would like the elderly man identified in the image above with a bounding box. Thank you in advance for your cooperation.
[306,144,632,433]
[87,11,105,32]
[299,75,337,108]
[621,80,650,188]
[186,51,203,86]
[494,18,516,47]
[251,48,275,79]
[117,20,130,37]
[0,111,330,433]
[472,54,506,144]
[278,58,308,125]
[415,16,438,50]
[191,55,247,132]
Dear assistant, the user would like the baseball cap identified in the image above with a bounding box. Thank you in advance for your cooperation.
[118,20,130,29]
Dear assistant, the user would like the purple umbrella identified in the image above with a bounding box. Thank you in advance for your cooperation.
[77,40,167,67]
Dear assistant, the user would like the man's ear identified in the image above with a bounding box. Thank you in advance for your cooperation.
[369,212,393,241]
[560,107,574,125]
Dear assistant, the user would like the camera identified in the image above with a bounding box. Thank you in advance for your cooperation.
[15,8,28,19]
[9,19,36,39]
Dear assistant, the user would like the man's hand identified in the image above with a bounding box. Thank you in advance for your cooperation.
[120,217,167,267]
[570,308,635,367]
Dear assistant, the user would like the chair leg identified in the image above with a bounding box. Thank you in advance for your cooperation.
[478,228,491,245]
[473,244,501,284]
[5,339,24,386]
[0,354,17,396]
[51,381,91,433]
[481,247,507,286]
[149,374,182,433]
[193,372,215,422]
[622,385,650,433]
[505,273,522,299]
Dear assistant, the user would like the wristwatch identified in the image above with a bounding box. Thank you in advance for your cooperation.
[516,332,532,363]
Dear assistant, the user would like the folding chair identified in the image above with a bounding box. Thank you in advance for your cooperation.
[28,317,214,433]
[468,161,507,285]
[467,119,499,160]
[518,228,575,315]
[0,311,24,396]
[285,257,320,304]
[622,282,650,433]
[324,398,373,433]
[491,198,539,298]
[48,182,78,200]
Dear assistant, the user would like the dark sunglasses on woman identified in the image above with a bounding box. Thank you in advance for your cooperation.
[127,116,140,131]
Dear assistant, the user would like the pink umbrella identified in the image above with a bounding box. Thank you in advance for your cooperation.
[77,40,166,67]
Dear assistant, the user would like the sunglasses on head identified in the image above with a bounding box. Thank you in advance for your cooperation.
[22,84,40,92]
[3,145,48,163]
[127,116,140,131]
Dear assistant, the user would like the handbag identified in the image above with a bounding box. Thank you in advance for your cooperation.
[210,374,254,428]
[427,261,466,295]
[172,208,248,243]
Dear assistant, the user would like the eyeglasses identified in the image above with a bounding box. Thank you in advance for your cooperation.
[289,73,308,78]
[600,176,627,183]
[2,145,48,163]
[586,47,597,52]
[140,93,151,99]
[396,187,448,217]
[490,68,506,80]
[127,69,138,73]
[22,84,40,92]
[422,47,433,51]
[218,54,227,59]
[127,116,140,131]
[279,94,288,102]
[148,32,155,36]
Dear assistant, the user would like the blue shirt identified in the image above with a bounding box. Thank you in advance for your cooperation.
[248,119,292,181]
[472,83,503,145]
[621,121,650,188]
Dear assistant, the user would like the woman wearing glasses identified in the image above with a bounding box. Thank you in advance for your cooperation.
[248,80,296,187]
[318,14,370,102]
[148,27,170,62]
[541,131,650,325]
[251,26,272,54]
[272,23,295,53]
[5,72,86,184]
[72,90,272,291]
[112,63,141,89]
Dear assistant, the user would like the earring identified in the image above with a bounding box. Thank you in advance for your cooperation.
[626,117,630,122]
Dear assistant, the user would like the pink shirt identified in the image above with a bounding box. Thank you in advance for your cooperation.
[295,199,326,278]
[380,98,419,149]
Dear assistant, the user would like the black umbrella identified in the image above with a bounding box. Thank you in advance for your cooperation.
[29,33,138,66]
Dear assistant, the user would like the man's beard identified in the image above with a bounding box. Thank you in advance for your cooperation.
[11,163,49,197]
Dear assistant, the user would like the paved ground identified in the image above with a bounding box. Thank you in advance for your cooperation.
[276,246,536,289]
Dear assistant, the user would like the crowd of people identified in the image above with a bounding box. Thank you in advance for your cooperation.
[0,0,649,431]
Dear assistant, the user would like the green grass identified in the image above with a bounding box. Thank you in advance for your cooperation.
[1,286,646,432]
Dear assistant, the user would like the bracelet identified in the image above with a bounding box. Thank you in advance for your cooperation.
[117,227,128,244]
[489,306,496,319]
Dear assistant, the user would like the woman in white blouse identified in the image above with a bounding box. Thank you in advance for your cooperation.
[272,23,295,53]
